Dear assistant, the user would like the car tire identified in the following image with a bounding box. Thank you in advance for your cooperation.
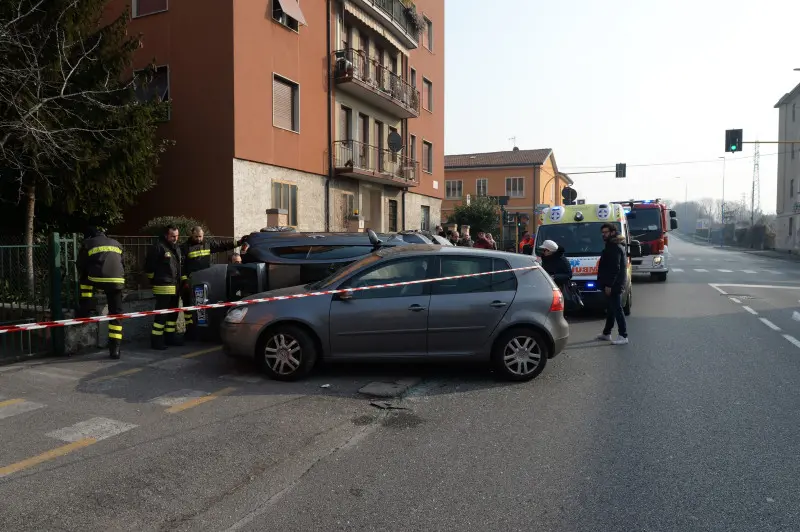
[491,328,549,382]
[257,325,318,381]
[623,287,632,316]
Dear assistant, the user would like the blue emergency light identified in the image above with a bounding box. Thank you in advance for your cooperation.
[643,200,652,204]
[586,282,595,289]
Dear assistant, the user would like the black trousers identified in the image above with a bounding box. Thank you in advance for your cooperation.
[152,286,180,343]
[602,291,628,338]
[79,283,124,346]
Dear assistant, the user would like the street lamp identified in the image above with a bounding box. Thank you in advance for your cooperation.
[719,156,726,247]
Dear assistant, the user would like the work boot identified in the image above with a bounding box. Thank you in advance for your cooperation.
[165,332,184,347]
[109,340,121,359]
[151,334,167,351]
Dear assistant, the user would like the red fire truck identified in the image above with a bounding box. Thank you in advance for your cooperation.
[614,199,678,282]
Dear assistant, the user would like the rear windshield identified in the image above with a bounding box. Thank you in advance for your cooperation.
[535,222,621,257]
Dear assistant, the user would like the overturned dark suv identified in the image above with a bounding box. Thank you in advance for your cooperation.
[188,229,434,338]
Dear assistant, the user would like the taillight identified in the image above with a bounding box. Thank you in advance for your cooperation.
[550,289,564,312]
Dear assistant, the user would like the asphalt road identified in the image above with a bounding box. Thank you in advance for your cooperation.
[2,236,800,531]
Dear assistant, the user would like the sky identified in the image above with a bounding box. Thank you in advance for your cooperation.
[443,0,800,213]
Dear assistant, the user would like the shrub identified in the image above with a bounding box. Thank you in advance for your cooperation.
[140,216,214,238]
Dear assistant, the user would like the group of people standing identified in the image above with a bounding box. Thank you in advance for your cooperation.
[435,226,498,249]
[77,225,248,359]
[536,223,629,346]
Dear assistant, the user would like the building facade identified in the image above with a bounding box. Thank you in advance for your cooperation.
[113,0,444,236]
[774,83,800,251]
[442,148,572,234]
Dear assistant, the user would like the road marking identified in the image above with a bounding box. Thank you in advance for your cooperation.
[694,258,701,261]
[760,318,781,331]
[0,439,96,478]
[672,268,684,272]
[742,306,758,315]
[741,270,757,274]
[793,311,800,322]
[165,387,236,414]
[709,284,800,291]
[148,357,200,371]
[730,297,742,304]
[26,368,83,381]
[0,399,45,420]
[717,269,733,273]
[90,368,142,383]
[678,258,686,261]
[783,334,800,349]
[764,270,783,275]
[46,417,138,443]
[709,284,728,295]
[181,346,222,359]
[694,268,708,272]
[150,389,208,407]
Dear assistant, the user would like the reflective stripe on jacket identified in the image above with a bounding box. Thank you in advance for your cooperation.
[77,234,125,289]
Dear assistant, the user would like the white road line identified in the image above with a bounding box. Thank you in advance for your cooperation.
[709,284,728,294]
[760,318,782,331]
[717,269,733,273]
[783,335,800,349]
[763,270,783,275]
[742,306,758,315]
[26,369,81,381]
[149,389,207,407]
[710,284,800,290]
[694,258,702,261]
[694,268,709,272]
[741,270,757,274]
[672,268,684,272]
[678,258,686,261]
[45,417,137,443]
[730,297,742,304]
[0,399,46,420]
[793,311,800,322]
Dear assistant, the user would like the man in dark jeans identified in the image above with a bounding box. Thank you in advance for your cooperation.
[596,223,629,345]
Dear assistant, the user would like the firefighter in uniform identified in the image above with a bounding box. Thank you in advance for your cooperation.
[145,225,183,350]
[77,226,126,359]
[179,225,249,341]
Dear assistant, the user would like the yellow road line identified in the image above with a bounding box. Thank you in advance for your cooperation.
[91,368,143,383]
[0,398,25,409]
[166,387,237,414]
[0,438,96,477]
[181,346,222,359]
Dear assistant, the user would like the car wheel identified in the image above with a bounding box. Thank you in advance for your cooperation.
[623,288,632,316]
[491,328,549,382]
[257,325,318,381]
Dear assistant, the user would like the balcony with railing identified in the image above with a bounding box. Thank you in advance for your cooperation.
[333,140,419,188]
[351,0,421,49]
[332,48,420,119]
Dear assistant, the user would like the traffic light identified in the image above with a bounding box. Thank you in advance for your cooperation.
[561,186,577,203]
[725,129,743,153]
[615,163,626,178]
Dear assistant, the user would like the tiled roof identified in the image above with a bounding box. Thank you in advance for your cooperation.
[445,148,553,169]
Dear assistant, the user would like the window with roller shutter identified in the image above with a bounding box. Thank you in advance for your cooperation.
[273,76,299,132]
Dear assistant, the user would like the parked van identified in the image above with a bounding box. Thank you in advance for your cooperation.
[533,203,645,314]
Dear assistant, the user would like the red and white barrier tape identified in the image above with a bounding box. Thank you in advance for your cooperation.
[0,265,542,334]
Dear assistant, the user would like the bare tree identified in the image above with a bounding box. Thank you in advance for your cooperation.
[0,0,166,294]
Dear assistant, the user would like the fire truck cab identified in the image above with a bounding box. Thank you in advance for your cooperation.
[614,199,678,282]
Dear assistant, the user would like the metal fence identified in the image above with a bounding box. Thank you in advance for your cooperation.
[0,233,80,361]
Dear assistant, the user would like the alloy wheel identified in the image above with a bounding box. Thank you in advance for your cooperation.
[503,335,542,377]
[264,333,302,376]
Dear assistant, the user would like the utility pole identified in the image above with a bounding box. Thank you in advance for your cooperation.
[751,141,760,226]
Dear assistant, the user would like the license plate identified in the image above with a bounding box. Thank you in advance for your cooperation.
[194,285,207,326]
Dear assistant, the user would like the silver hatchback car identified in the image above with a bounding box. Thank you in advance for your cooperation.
[220,245,569,382]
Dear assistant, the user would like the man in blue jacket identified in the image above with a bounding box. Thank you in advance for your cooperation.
[595,223,628,345]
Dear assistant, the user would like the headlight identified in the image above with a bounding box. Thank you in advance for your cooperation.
[225,307,248,323]
[653,256,663,265]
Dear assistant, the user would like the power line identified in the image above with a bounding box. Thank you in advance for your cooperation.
[561,150,789,171]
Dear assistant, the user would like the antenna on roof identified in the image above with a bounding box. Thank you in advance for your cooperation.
[508,136,517,150]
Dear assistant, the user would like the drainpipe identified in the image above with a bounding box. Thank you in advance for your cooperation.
[325,0,333,231]
[402,116,408,230]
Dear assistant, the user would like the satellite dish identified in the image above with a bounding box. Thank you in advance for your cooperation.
[387,131,403,153]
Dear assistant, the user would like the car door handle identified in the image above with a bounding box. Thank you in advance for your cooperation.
[408,304,427,312]
[490,301,508,308]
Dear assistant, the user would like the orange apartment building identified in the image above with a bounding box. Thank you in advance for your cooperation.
[442,148,572,233]
[113,0,445,236]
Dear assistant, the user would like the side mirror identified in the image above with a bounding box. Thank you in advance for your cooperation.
[670,218,679,230]
[335,290,353,301]
[669,210,677,218]
[629,240,643,258]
